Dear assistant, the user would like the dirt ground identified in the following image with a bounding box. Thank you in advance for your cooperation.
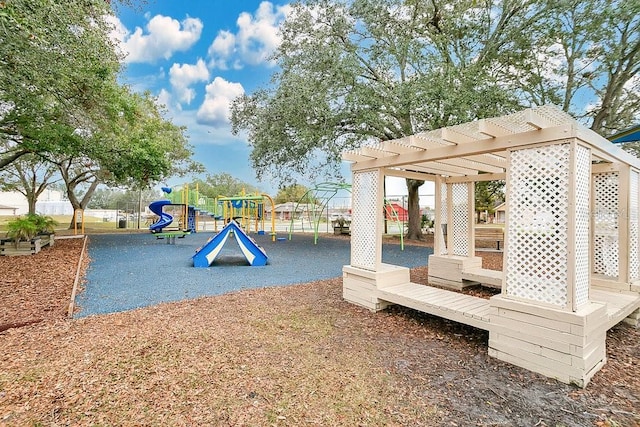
[0,235,639,426]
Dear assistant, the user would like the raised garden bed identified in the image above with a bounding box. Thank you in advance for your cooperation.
[0,234,54,256]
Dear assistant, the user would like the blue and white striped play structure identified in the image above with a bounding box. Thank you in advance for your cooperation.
[192,220,268,267]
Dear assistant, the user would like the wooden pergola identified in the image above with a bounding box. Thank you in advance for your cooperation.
[341,105,640,387]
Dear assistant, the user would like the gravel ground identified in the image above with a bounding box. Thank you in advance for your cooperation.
[77,232,433,317]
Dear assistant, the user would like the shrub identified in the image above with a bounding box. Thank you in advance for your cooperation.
[5,217,38,247]
[26,213,57,235]
[5,214,57,247]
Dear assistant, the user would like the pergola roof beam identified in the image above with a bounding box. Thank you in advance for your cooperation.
[380,140,425,155]
[406,165,465,177]
[478,119,515,138]
[412,161,478,176]
[410,134,454,150]
[440,156,505,174]
[359,146,396,158]
[524,109,555,130]
[444,172,506,183]
[350,125,575,171]
[343,106,640,173]
[383,167,436,182]
[342,151,374,163]
[465,153,508,170]
[441,127,481,144]
[577,127,640,168]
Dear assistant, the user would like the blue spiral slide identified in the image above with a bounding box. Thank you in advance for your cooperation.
[148,200,174,232]
[192,220,268,267]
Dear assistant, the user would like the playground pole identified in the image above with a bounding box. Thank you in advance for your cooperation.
[195,182,200,231]
[137,187,142,230]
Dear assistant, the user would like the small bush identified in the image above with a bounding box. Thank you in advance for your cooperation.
[5,217,38,246]
[5,214,57,247]
[26,213,58,235]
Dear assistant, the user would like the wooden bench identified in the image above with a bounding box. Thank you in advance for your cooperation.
[475,228,504,250]
[331,220,351,235]
[461,267,503,289]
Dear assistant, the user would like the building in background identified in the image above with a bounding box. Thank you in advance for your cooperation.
[0,190,69,216]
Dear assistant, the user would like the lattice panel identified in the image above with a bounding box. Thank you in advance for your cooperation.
[451,183,470,256]
[505,143,571,308]
[593,172,619,277]
[630,170,640,280]
[574,145,591,308]
[439,182,448,255]
[351,170,378,270]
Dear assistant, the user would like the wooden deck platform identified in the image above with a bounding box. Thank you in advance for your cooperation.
[591,289,640,330]
[455,268,640,330]
[377,282,492,331]
[461,267,502,289]
[375,283,640,334]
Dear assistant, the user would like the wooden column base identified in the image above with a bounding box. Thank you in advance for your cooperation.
[488,295,608,388]
[427,255,483,290]
[342,264,410,312]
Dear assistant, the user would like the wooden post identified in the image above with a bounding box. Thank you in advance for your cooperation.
[434,176,443,256]
[73,209,84,235]
[618,164,630,285]
[467,181,475,257]
[342,167,409,311]
[490,141,605,387]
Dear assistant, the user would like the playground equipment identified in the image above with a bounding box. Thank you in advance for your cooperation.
[192,219,268,267]
[149,187,195,242]
[383,199,405,250]
[341,105,640,387]
[217,191,277,241]
[158,183,276,237]
[287,182,406,246]
[158,184,220,232]
[288,182,351,244]
[148,200,174,231]
[192,190,277,266]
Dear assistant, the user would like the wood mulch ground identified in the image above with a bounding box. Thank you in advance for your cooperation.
[0,235,638,426]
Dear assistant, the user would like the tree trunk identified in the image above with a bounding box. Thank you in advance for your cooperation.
[26,185,49,215]
[66,179,100,229]
[27,197,36,215]
[405,178,424,240]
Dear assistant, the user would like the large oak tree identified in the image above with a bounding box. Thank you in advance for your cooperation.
[232,0,639,239]
[1,0,200,221]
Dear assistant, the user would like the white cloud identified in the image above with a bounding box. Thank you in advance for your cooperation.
[208,30,236,69]
[207,1,290,69]
[169,59,210,105]
[196,77,245,128]
[155,88,173,110]
[109,14,203,63]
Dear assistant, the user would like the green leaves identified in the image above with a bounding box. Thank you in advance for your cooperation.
[233,0,639,187]
[5,216,38,245]
[195,173,260,199]
[232,0,528,184]
[1,0,198,214]
[1,0,117,162]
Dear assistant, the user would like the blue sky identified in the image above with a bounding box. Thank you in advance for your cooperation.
[110,0,433,201]
[110,1,290,194]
